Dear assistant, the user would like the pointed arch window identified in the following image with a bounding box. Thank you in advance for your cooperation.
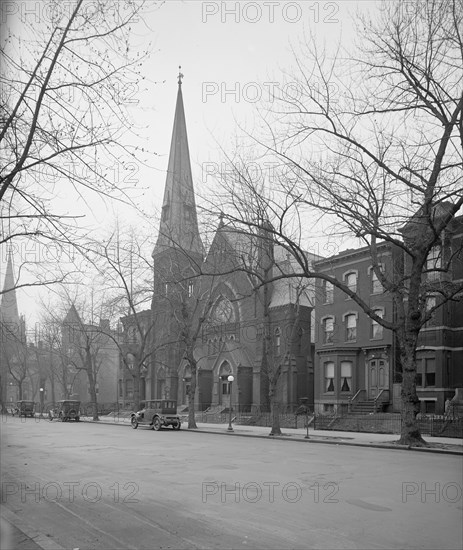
[184,205,194,221]
[274,327,281,356]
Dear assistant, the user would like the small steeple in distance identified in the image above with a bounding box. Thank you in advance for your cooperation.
[0,248,20,328]
[152,67,204,259]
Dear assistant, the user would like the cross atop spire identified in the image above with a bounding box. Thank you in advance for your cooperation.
[178,65,184,86]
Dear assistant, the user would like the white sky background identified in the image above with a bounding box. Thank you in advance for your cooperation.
[1,0,383,326]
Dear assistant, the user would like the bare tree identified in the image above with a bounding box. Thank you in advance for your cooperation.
[1,322,30,402]
[1,0,155,291]
[173,268,216,429]
[42,291,115,420]
[37,311,80,402]
[91,228,156,412]
[209,0,463,446]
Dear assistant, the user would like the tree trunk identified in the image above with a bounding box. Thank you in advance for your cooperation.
[85,351,99,421]
[133,370,140,412]
[269,385,281,436]
[187,364,198,429]
[50,374,55,404]
[397,335,427,446]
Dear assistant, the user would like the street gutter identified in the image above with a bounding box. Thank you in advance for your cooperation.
[80,417,463,456]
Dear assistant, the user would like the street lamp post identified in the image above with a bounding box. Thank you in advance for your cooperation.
[39,388,44,418]
[227,375,234,432]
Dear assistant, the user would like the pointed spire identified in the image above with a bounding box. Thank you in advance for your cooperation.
[0,248,19,327]
[153,70,204,258]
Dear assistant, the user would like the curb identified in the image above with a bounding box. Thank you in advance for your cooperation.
[1,508,66,550]
[184,427,463,455]
[79,418,463,455]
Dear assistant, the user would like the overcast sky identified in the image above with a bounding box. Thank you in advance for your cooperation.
[2,0,383,324]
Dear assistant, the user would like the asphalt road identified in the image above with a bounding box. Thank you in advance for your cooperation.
[1,416,462,550]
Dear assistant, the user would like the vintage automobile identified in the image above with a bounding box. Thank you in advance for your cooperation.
[49,400,81,422]
[12,400,35,418]
[131,400,181,430]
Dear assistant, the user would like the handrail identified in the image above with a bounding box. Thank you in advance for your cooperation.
[373,389,390,412]
[373,389,389,403]
[350,389,366,403]
[348,389,366,412]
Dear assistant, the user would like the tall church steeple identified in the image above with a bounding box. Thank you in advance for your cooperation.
[152,68,204,258]
[0,248,19,327]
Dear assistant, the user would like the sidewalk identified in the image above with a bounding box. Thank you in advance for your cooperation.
[81,414,463,455]
[0,509,64,550]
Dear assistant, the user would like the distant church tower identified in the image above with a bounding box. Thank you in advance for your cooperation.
[150,69,204,401]
[1,249,25,409]
[1,249,20,328]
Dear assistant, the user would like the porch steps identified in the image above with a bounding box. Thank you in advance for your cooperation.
[351,400,377,414]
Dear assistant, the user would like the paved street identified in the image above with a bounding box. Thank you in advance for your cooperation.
[1,416,462,550]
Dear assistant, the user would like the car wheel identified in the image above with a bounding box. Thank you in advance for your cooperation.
[131,416,138,429]
[174,422,181,430]
[153,417,161,431]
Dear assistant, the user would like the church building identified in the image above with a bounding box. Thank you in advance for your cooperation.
[118,73,320,412]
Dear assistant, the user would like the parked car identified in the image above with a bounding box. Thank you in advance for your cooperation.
[13,400,35,418]
[131,400,181,430]
[49,400,81,422]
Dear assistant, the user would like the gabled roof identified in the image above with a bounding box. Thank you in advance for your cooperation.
[63,304,81,325]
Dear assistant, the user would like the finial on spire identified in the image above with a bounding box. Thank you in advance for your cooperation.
[178,65,184,86]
